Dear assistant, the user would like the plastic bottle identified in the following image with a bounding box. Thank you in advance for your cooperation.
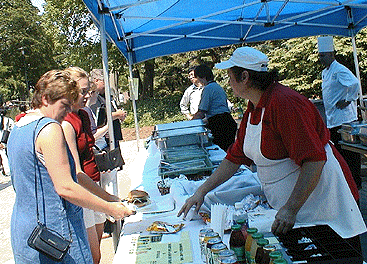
[206,237,222,264]
[254,238,269,264]
[200,228,214,262]
[245,228,258,252]
[203,232,220,263]
[218,249,236,263]
[233,202,248,225]
[269,251,282,264]
[260,244,276,264]
[211,242,228,264]
[272,258,287,264]
[229,224,247,264]
[236,219,248,241]
[249,233,264,263]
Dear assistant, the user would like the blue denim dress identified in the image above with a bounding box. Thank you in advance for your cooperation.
[8,117,93,263]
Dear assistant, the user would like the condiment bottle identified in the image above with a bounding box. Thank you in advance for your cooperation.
[273,257,287,264]
[260,244,276,264]
[229,224,247,264]
[200,228,214,262]
[211,242,228,264]
[245,228,258,252]
[255,238,269,264]
[206,237,222,264]
[249,232,264,262]
[218,249,236,263]
[220,255,239,264]
[236,219,248,239]
[269,251,282,264]
[203,232,220,263]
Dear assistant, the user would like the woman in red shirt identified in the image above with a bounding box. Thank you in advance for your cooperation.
[62,67,127,264]
[178,47,365,242]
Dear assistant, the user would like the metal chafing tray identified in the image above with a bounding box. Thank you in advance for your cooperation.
[153,119,205,133]
[359,126,367,146]
[158,156,214,179]
[161,145,209,163]
[338,121,367,144]
[152,120,210,149]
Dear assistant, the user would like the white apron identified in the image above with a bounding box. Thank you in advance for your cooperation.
[243,109,366,238]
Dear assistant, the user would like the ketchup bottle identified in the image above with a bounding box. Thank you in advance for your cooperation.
[229,224,247,264]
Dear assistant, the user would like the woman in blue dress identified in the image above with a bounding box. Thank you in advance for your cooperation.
[7,70,133,263]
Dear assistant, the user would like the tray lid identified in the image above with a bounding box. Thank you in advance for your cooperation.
[341,121,367,134]
[154,119,205,132]
[155,126,207,138]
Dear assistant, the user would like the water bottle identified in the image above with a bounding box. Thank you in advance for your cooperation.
[233,202,248,225]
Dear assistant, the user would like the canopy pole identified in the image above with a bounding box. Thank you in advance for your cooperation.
[99,11,121,251]
[351,36,366,119]
[127,51,140,150]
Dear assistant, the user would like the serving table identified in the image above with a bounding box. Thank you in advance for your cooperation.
[112,138,364,264]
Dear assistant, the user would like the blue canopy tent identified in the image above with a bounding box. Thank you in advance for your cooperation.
[81,0,367,248]
[82,0,367,145]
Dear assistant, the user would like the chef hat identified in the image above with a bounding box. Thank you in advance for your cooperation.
[318,36,334,53]
[215,47,269,72]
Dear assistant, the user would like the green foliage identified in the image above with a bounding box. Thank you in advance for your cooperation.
[0,0,56,102]
[121,95,186,128]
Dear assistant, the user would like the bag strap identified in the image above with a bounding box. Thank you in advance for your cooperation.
[33,118,72,241]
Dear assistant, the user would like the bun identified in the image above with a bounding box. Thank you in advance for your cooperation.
[128,190,150,207]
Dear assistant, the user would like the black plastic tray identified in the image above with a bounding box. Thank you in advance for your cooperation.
[276,225,363,263]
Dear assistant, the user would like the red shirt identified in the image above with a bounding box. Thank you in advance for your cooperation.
[226,82,359,200]
[64,110,100,181]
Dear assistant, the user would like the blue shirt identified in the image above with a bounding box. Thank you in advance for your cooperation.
[198,81,230,118]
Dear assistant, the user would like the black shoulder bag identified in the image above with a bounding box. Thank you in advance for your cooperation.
[27,118,72,262]
[94,144,125,172]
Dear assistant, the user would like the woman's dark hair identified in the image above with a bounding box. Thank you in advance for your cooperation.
[231,66,278,91]
[194,64,214,81]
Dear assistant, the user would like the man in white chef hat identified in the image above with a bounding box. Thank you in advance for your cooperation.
[318,35,361,189]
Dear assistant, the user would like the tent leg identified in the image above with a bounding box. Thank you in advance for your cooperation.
[127,52,140,151]
[352,36,366,120]
[99,12,121,251]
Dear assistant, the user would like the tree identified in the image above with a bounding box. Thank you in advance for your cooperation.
[0,0,56,102]
[41,0,101,71]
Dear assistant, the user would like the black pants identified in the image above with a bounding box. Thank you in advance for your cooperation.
[207,112,237,151]
[330,126,362,189]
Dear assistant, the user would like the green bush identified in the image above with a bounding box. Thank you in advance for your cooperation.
[121,95,186,128]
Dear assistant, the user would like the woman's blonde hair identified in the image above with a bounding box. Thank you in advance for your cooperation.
[32,70,79,109]
[64,66,89,83]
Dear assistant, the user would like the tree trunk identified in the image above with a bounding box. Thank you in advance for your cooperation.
[142,59,155,99]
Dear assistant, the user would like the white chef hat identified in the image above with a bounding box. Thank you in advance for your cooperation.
[215,47,269,72]
[318,36,334,53]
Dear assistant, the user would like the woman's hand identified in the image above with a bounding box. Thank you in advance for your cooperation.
[177,191,205,219]
[271,206,297,235]
[109,202,135,219]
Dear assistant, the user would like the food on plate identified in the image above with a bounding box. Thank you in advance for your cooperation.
[127,189,150,207]
[146,221,184,233]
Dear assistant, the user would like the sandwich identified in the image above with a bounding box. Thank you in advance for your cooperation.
[127,190,150,207]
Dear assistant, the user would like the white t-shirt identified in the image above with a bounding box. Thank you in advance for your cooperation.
[322,60,359,128]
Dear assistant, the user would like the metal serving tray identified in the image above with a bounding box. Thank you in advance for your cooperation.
[161,146,209,163]
[340,121,367,134]
[338,121,367,144]
[158,156,214,179]
[153,120,210,149]
[153,119,205,133]
[338,129,359,144]
[359,126,367,146]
